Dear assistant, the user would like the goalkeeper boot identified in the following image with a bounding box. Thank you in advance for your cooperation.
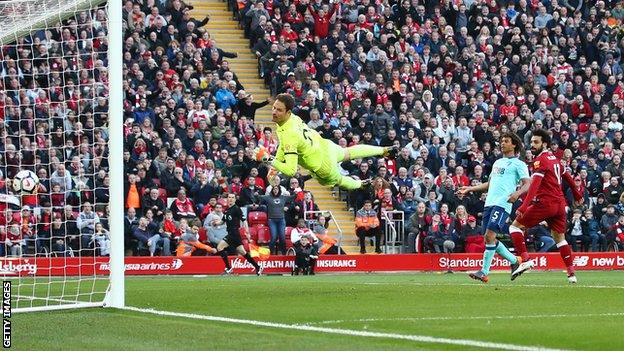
[383,145,400,159]
[468,270,489,283]
[511,259,535,281]
[222,267,233,275]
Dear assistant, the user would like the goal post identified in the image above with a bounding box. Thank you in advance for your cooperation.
[105,0,124,310]
[0,0,124,312]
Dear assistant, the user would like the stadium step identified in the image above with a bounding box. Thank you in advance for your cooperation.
[192,1,356,233]
[340,245,383,254]
[301,178,359,251]
[191,0,273,127]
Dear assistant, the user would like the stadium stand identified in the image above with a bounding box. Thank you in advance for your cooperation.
[2,0,624,257]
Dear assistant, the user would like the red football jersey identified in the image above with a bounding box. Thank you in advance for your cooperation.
[531,151,566,200]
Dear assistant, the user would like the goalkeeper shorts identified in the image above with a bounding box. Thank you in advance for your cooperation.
[309,140,345,187]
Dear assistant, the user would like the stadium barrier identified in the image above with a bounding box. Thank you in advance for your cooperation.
[382,210,405,254]
[2,253,623,276]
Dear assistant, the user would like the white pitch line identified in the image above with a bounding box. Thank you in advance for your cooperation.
[361,282,624,289]
[124,306,571,351]
[302,312,624,326]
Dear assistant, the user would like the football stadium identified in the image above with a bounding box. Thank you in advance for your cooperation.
[1,0,624,349]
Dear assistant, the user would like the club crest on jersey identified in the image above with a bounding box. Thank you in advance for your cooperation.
[283,143,297,153]
[533,161,540,168]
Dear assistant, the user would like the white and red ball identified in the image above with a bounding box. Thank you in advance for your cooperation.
[12,170,39,194]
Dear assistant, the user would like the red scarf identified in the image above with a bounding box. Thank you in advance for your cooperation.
[185,165,196,179]
[440,213,452,229]
[174,198,194,214]
[163,219,178,235]
[381,197,394,211]
[230,183,242,195]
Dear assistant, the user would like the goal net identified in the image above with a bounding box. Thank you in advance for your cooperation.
[0,0,124,312]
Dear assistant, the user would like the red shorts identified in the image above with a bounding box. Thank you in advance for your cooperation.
[517,200,567,234]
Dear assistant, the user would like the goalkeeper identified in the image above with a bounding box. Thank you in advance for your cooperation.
[258,94,396,190]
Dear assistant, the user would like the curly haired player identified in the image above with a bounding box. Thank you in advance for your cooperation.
[257,94,397,190]
[458,132,531,283]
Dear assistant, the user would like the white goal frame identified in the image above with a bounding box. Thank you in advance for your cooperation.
[2,0,125,312]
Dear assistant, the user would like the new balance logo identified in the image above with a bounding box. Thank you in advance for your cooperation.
[573,256,589,267]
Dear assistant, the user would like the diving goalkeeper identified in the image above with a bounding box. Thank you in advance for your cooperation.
[259,94,396,190]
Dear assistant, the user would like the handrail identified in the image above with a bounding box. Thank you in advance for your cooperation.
[303,210,343,253]
[381,210,405,254]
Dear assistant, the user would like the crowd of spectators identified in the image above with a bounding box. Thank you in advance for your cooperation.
[236,0,624,253]
[1,0,624,257]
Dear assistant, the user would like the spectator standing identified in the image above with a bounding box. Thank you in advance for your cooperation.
[260,186,294,255]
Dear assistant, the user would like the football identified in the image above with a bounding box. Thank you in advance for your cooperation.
[12,170,39,194]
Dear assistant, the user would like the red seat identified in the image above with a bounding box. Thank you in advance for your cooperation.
[247,211,268,226]
[285,226,295,249]
[239,227,249,240]
[254,224,270,244]
[247,226,258,243]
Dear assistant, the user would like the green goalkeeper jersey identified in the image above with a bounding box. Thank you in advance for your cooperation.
[272,114,325,177]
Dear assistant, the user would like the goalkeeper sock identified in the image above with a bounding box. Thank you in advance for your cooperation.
[346,145,385,160]
[495,240,518,264]
[243,252,260,271]
[220,250,231,269]
[337,176,362,190]
[481,244,497,275]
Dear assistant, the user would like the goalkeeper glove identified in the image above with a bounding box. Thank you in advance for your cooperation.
[254,146,274,163]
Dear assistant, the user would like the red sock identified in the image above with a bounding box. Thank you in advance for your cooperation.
[557,241,575,276]
[509,226,530,261]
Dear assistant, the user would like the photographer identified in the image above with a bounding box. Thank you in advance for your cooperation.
[293,234,318,275]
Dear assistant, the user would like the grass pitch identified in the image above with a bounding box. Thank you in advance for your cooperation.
[10,271,624,351]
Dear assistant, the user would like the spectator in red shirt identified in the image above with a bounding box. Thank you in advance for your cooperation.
[307,2,338,38]
[499,96,518,118]
[571,95,593,120]
[452,166,470,187]
[279,23,298,41]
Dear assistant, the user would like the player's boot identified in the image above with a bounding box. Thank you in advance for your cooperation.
[255,265,264,276]
[509,256,522,277]
[383,145,400,159]
[468,270,489,283]
[222,267,233,275]
[567,274,577,284]
[511,259,535,281]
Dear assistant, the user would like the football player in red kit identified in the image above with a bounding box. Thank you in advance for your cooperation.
[509,129,583,283]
